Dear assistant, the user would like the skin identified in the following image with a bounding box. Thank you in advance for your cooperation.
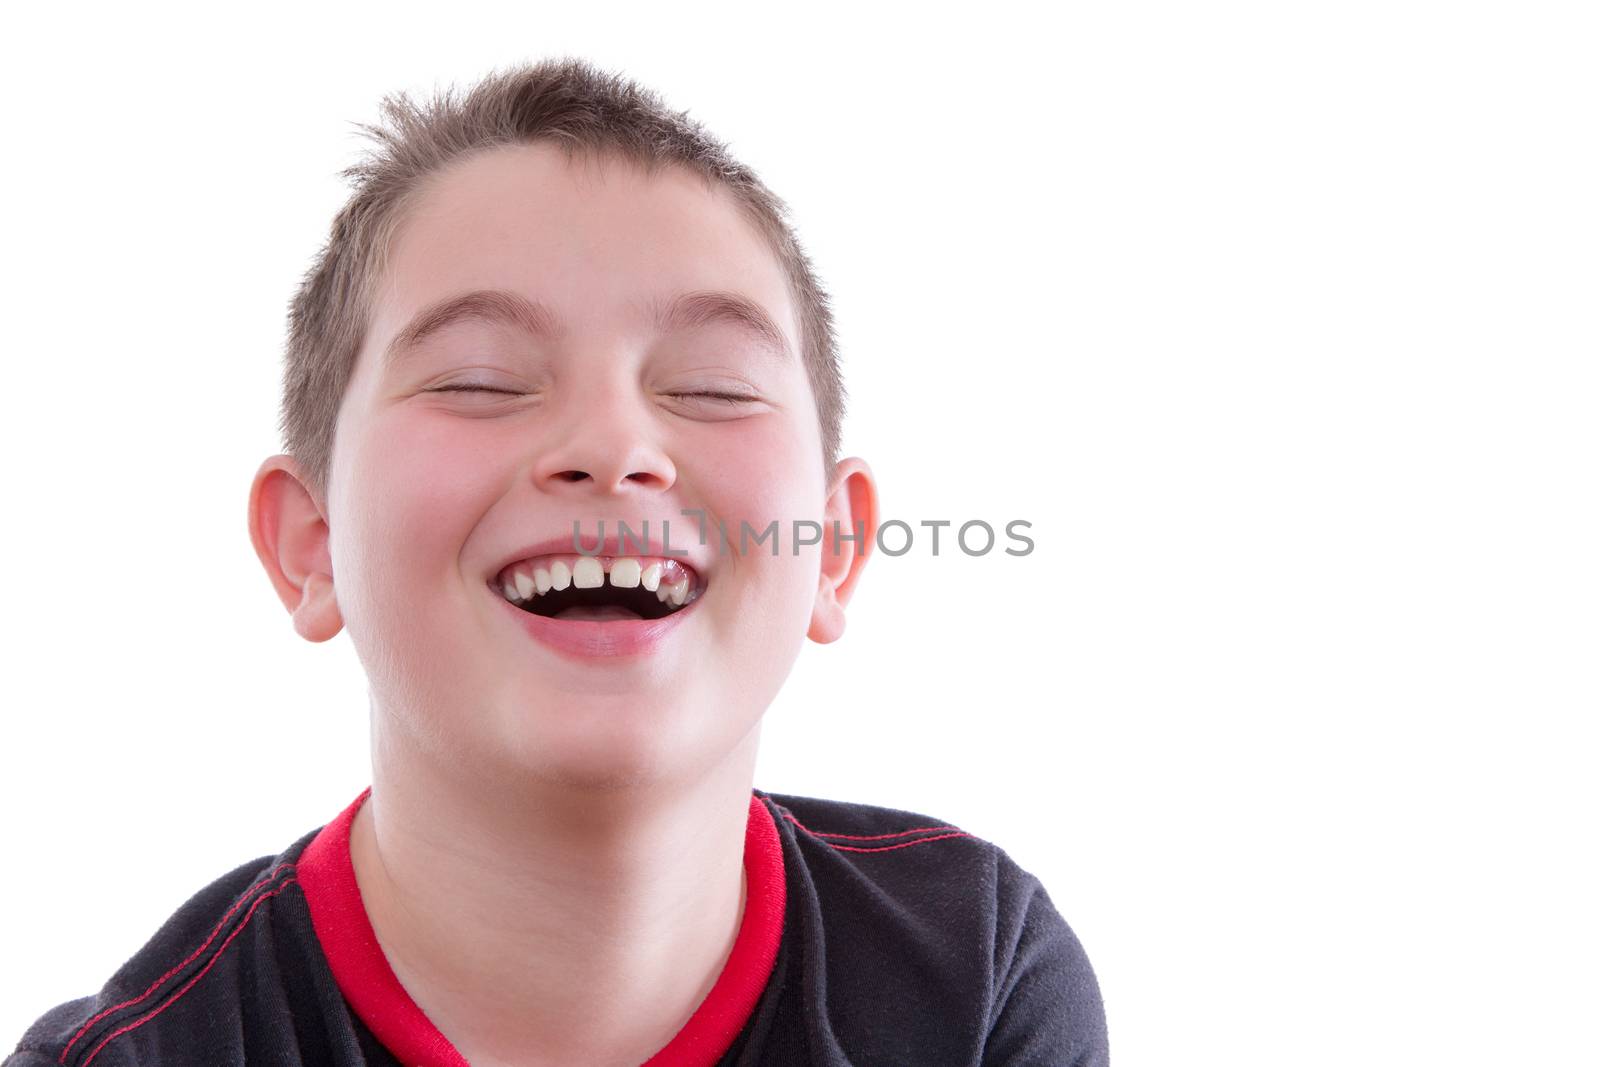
[247,142,876,1066]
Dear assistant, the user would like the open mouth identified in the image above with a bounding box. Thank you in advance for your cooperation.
[492,554,703,622]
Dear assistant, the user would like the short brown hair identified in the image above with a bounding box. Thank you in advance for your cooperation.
[279,57,844,506]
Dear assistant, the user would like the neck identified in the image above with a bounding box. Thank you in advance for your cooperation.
[350,712,761,1067]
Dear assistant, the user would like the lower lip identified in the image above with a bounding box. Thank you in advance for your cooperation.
[491,584,698,660]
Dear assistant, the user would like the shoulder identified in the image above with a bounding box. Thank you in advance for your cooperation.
[761,787,999,926]
[758,789,1108,1064]
[761,787,1045,897]
[7,830,317,1067]
[762,789,994,912]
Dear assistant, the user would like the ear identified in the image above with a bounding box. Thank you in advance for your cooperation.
[248,455,343,643]
[808,457,878,644]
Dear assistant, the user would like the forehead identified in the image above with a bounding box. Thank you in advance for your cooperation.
[369,143,798,357]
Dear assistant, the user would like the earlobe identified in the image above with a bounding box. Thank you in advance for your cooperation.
[808,457,878,645]
[248,455,344,643]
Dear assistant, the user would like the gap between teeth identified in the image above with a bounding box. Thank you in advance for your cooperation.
[498,556,695,608]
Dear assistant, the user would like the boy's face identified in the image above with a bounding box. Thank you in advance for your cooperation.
[262,143,872,790]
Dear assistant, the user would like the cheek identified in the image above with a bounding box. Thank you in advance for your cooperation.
[333,413,503,620]
[684,419,826,639]
[689,413,825,527]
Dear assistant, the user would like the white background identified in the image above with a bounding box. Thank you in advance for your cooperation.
[2,3,1595,1064]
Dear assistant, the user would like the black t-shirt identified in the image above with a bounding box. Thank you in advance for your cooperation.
[6,786,1108,1066]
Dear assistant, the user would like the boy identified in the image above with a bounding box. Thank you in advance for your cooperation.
[6,58,1107,1066]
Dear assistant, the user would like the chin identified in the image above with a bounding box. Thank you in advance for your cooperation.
[486,688,746,791]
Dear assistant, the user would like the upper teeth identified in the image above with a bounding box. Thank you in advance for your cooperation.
[496,555,699,609]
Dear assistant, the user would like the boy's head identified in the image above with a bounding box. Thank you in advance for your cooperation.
[248,58,876,792]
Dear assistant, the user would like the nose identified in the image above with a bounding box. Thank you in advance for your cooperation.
[532,390,676,496]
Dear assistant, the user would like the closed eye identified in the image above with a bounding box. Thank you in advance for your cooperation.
[670,391,757,404]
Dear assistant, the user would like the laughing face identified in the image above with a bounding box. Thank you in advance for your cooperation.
[251,142,875,791]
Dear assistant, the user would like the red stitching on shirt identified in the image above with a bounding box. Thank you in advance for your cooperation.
[781,812,965,840]
[71,873,298,1067]
[60,861,296,1065]
[778,809,974,850]
[819,831,976,853]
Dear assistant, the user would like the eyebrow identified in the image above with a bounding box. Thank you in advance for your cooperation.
[383,287,792,368]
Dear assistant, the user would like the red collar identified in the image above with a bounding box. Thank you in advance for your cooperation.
[297,786,786,1067]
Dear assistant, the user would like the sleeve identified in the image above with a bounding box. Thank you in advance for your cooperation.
[982,852,1110,1067]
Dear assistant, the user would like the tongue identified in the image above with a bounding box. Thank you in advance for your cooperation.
[552,604,646,622]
